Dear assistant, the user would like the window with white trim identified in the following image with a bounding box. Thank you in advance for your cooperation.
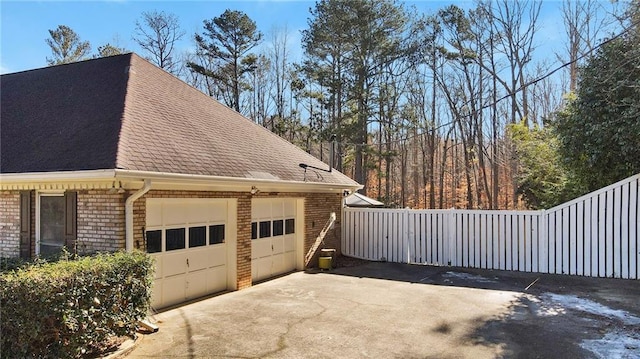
[37,192,66,257]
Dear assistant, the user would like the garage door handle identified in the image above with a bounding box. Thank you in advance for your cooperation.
[186,258,189,267]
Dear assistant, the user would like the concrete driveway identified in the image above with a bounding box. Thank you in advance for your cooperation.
[125,261,640,358]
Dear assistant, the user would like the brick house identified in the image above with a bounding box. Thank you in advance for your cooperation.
[0,53,361,309]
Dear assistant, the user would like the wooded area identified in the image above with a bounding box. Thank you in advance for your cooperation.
[44,0,640,210]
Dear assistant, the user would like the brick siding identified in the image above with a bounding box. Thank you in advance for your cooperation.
[76,190,125,255]
[135,190,344,289]
[302,192,343,264]
[0,191,21,258]
[1,187,344,292]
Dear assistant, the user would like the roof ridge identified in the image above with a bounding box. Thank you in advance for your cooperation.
[114,54,135,170]
[0,52,135,77]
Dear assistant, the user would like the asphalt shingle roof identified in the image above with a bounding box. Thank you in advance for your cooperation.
[1,53,358,187]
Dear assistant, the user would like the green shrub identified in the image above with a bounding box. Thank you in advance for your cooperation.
[0,250,154,358]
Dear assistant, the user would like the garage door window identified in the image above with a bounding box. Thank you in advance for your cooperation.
[166,228,186,251]
[146,223,226,253]
[285,219,295,234]
[189,226,207,248]
[259,221,271,238]
[146,230,162,253]
[273,220,284,236]
[209,224,225,244]
[252,219,295,240]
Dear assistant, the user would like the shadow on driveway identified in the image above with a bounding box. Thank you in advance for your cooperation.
[326,260,640,358]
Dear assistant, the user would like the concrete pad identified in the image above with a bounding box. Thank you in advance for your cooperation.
[125,262,640,358]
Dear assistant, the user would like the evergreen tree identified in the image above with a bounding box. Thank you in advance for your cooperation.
[45,25,91,65]
[554,4,640,191]
[189,9,262,113]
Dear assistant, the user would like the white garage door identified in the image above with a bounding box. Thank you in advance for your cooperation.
[251,198,299,282]
[146,198,236,309]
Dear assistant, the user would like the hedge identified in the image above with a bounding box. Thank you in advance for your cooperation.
[0,250,154,358]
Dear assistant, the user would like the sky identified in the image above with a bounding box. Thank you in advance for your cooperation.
[0,1,614,75]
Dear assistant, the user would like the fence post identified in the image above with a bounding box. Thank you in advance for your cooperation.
[403,208,410,263]
[447,208,455,266]
[540,209,547,273]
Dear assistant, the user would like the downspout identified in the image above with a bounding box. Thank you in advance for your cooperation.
[125,179,152,252]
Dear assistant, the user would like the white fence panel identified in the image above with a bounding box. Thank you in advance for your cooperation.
[630,179,638,279]
[342,174,640,279]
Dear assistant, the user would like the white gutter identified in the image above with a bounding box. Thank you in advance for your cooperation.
[125,179,152,252]
[113,169,362,193]
[0,168,362,193]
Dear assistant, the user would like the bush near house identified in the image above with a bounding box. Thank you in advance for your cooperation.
[0,251,154,358]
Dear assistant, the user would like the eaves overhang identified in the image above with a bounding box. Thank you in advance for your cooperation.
[0,169,363,194]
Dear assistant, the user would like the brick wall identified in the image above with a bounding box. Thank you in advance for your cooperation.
[302,192,343,264]
[133,190,344,289]
[236,195,252,289]
[76,190,126,255]
[0,191,21,258]
[1,187,345,289]
[0,190,126,258]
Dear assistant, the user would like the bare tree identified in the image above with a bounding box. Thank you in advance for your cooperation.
[247,54,272,125]
[133,10,185,74]
[559,0,606,92]
[268,26,291,122]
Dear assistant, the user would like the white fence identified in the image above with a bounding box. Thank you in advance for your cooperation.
[342,174,639,279]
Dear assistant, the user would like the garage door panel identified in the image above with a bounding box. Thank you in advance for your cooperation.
[252,200,271,220]
[284,251,296,270]
[187,248,211,272]
[251,260,258,280]
[151,281,162,307]
[207,245,227,267]
[207,202,227,223]
[186,269,209,299]
[284,200,296,218]
[271,253,285,274]
[271,202,284,218]
[147,202,163,227]
[152,255,163,279]
[164,203,189,226]
[252,239,272,258]
[163,252,188,277]
[283,236,295,251]
[207,266,227,292]
[163,275,187,307]
[254,257,271,281]
[272,237,284,253]
[188,202,212,224]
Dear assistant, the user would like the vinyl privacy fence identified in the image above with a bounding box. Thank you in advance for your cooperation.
[342,174,639,280]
